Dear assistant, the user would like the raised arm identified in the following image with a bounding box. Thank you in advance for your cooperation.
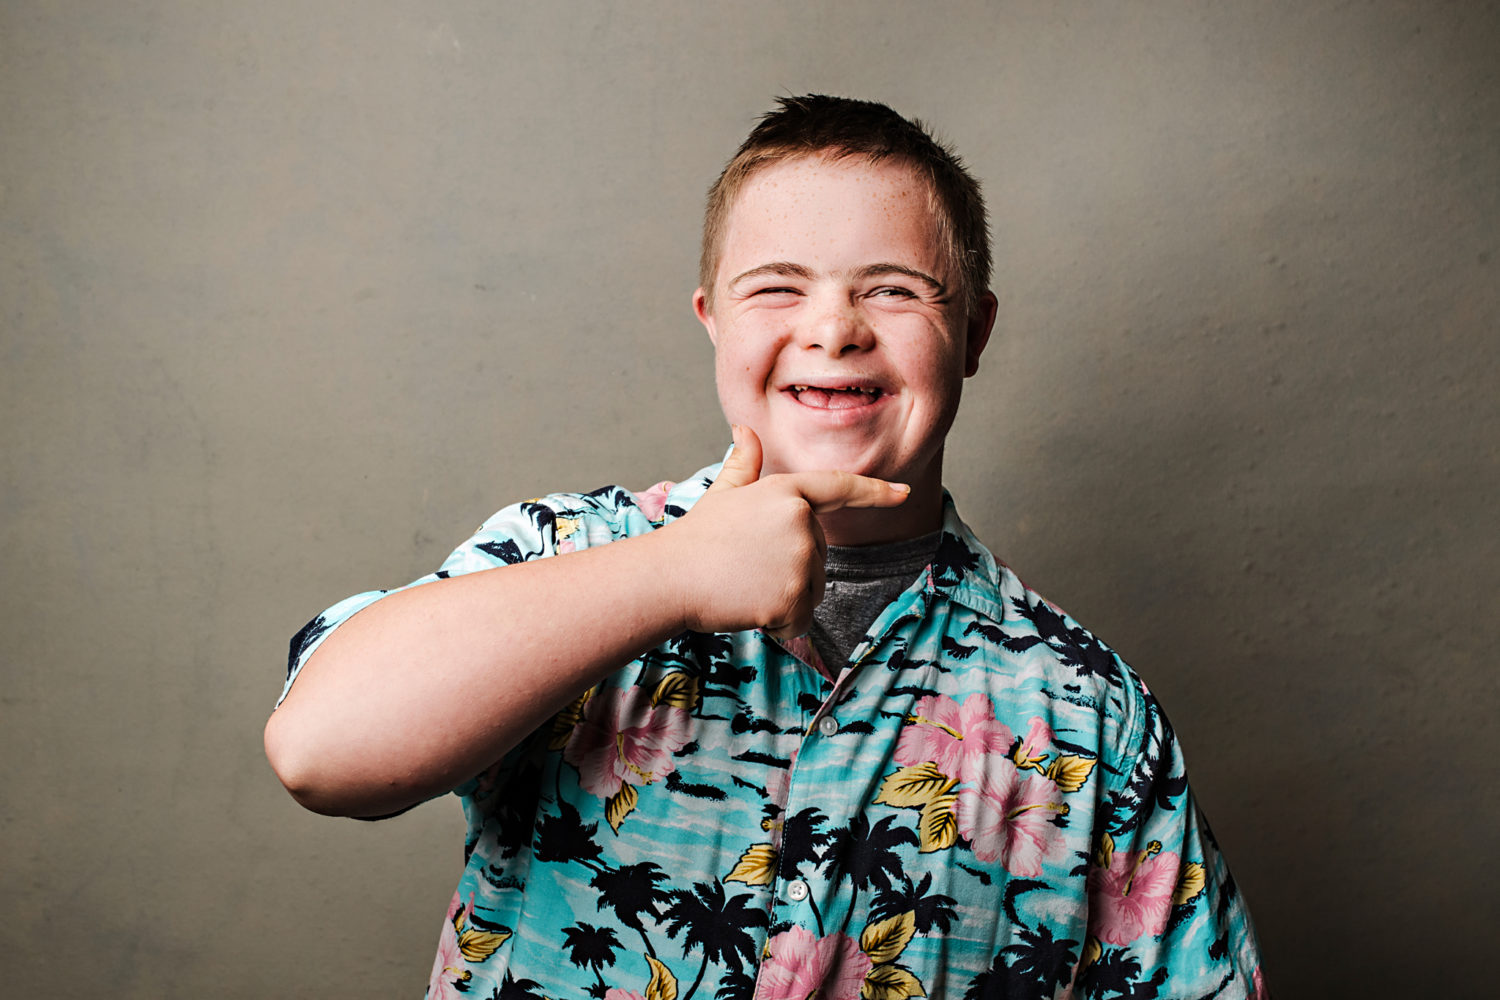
[263,427,909,817]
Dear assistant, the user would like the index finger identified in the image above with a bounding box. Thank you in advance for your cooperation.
[783,470,911,514]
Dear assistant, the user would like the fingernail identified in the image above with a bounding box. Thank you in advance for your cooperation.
[890,482,911,494]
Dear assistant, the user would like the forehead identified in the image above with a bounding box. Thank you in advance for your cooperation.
[717,156,945,278]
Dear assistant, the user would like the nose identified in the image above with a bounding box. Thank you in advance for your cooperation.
[798,290,874,356]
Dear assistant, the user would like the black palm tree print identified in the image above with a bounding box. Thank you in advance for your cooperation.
[591,861,672,957]
[1079,947,1170,1000]
[1007,925,1078,999]
[779,807,833,933]
[662,880,769,1000]
[931,532,981,586]
[1004,596,1123,688]
[490,971,547,1000]
[562,922,621,994]
[533,801,605,869]
[821,814,918,913]
[870,872,958,935]
[779,807,832,874]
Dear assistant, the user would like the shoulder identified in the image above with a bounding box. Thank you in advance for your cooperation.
[442,462,721,575]
[937,508,1158,781]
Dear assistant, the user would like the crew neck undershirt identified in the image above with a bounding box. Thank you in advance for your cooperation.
[808,529,942,677]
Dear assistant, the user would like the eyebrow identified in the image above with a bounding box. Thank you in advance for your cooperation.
[854,263,946,295]
[727,261,947,296]
[727,261,816,290]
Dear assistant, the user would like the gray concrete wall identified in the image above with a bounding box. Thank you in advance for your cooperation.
[3,2,1495,996]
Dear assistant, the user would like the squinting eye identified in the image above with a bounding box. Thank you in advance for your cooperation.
[871,286,917,298]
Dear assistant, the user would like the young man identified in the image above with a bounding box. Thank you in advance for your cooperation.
[267,95,1265,999]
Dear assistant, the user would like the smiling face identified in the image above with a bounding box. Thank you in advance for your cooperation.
[694,155,996,511]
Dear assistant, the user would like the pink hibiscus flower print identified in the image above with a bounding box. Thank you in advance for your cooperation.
[630,481,675,523]
[426,891,510,1000]
[758,926,872,1000]
[954,766,1068,877]
[563,685,693,798]
[604,992,645,1000]
[1086,841,1180,945]
[427,893,472,1000]
[1012,716,1054,769]
[895,693,1014,784]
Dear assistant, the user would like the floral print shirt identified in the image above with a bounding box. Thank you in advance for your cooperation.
[282,459,1266,1000]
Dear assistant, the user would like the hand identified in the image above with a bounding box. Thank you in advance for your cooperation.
[661,425,910,639]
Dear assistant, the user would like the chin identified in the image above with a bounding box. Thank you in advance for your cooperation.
[789,449,899,481]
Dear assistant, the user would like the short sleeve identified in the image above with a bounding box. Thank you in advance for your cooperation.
[275,497,568,708]
[1079,677,1268,998]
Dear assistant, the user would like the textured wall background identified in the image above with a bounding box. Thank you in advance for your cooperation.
[3,2,1496,996]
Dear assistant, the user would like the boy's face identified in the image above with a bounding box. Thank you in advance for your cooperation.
[694,155,995,493]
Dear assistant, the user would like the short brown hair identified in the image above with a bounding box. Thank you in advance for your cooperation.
[699,94,991,314]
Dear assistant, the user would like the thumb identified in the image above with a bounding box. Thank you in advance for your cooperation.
[708,424,763,491]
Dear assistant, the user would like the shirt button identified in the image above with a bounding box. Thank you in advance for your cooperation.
[817,715,839,737]
[786,879,810,902]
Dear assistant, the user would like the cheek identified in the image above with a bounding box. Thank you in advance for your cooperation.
[902,362,968,423]
[713,355,770,420]
[716,339,774,386]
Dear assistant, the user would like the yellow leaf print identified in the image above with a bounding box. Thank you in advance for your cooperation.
[875,763,956,810]
[1095,831,1115,869]
[606,783,639,833]
[917,792,958,853]
[862,962,926,1000]
[651,671,700,711]
[645,954,679,1000]
[1045,754,1097,793]
[859,910,916,965]
[724,843,778,886]
[458,926,511,963]
[1079,937,1102,973]
[555,516,581,540]
[549,686,596,751]
[1173,861,1207,904]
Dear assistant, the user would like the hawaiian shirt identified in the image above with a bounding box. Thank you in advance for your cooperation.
[282,459,1266,1000]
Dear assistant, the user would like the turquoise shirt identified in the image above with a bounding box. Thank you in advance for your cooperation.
[282,460,1266,1000]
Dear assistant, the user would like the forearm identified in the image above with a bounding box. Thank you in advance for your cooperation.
[264,529,688,817]
[265,432,909,818]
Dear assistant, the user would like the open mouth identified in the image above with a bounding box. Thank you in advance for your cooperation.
[787,384,885,410]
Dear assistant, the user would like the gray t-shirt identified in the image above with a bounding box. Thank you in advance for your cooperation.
[808,529,942,676]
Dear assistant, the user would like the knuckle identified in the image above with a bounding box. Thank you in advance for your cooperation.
[781,490,811,514]
[777,496,814,531]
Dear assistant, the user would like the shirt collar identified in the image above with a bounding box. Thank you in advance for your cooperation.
[927,492,1008,627]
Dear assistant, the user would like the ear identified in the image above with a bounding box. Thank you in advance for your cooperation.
[962,291,998,378]
[692,287,718,346]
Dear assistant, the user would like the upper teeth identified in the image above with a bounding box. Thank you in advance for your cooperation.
[792,385,877,393]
